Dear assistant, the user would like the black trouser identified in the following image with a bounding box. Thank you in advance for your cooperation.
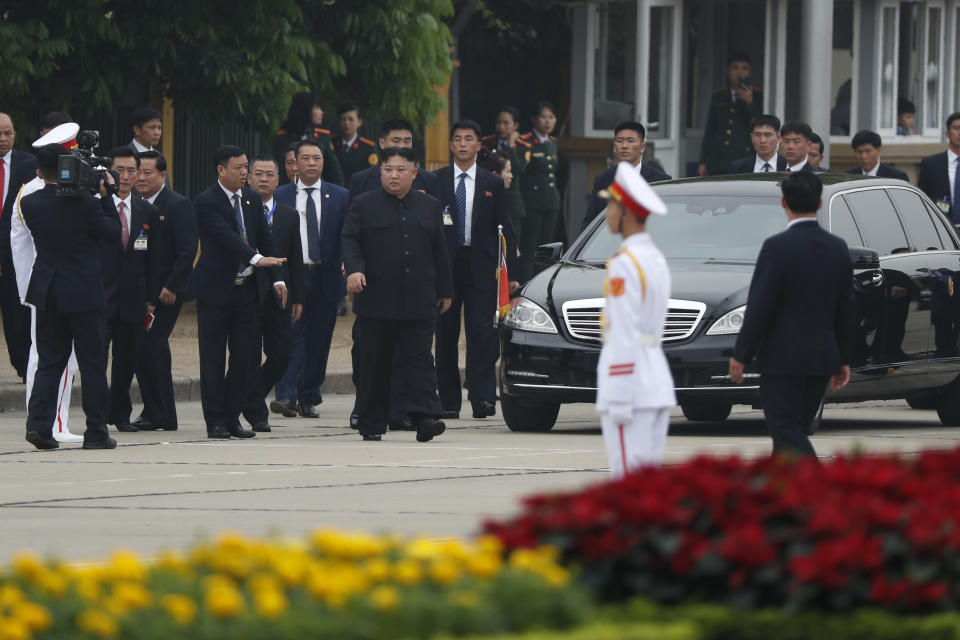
[0,267,31,377]
[759,374,829,457]
[242,291,292,425]
[197,280,260,431]
[355,316,441,436]
[351,316,411,423]
[135,301,182,429]
[435,249,498,412]
[105,309,145,426]
[27,301,109,443]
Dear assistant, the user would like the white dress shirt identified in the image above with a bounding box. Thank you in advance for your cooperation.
[145,185,163,205]
[219,182,259,277]
[1,149,11,211]
[453,163,477,246]
[130,138,152,153]
[535,131,550,144]
[111,193,133,240]
[753,154,777,173]
[296,179,324,264]
[787,217,818,229]
[949,149,959,204]
[340,134,358,150]
[787,158,809,173]
[863,162,880,177]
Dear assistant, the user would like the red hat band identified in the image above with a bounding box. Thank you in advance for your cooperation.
[61,139,78,151]
[608,181,651,220]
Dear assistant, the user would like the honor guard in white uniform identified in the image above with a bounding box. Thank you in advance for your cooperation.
[11,123,83,443]
[596,162,676,476]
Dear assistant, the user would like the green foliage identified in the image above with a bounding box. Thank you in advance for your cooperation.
[447,620,699,640]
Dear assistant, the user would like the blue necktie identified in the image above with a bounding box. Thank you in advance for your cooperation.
[455,172,467,247]
[953,159,960,224]
[232,195,247,242]
[264,204,272,228]
[304,187,322,262]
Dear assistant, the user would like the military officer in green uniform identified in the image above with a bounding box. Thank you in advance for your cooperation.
[273,92,345,186]
[332,104,379,185]
[518,101,561,281]
[698,52,762,176]
[482,105,531,248]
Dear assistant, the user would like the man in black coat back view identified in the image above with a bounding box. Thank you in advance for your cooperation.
[20,144,122,450]
[729,172,855,457]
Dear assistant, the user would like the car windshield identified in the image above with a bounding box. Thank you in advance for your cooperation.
[577,195,787,263]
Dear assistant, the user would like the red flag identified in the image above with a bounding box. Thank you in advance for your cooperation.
[497,232,510,318]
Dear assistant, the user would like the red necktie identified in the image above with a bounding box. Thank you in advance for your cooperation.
[118,201,130,249]
[0,158,6,218]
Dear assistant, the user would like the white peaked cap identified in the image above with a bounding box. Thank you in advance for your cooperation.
[599,161,667,219]
[32,122,80,149]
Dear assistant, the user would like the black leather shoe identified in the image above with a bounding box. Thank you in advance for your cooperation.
[388,416,415,431]
[252,421,271,433]
[362,434,382,441]
[227,424,256,438]
[114,422,138,433]
[349,410,359,430]
[415,418,446,443]
[270,399,298,417]
[441,410,459,420]
[298,404,320,419]
[82,437,117,450]
[207,425,231,439]
[132,417,177,431]
[25,431,59,450]
[472,400,496,419]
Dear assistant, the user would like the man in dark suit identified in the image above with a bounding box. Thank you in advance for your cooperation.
[433,120,518,419]
[728,114,788,174]
[101,147,157,433]
[241,154,304,431]
[193,145,287,439]
[581,121,672,231]
[729,172,855,457]
[0,112,37,380]
[917,112,960,225]
[132,150,198,432]
[780,121,819,174]
[20,144,121,450]
[343,146,453,442]
[807,133,834,172]
[845,130,908,180]
[271,140,348,419]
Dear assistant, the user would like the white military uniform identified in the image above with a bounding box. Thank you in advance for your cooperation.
[595,163,676,477]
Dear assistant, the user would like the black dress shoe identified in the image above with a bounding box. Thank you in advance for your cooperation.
[441,410,459,420]
[82,437,117,450]
[349,410,359,430]
[207,425,231,439]
[227,424,256,438]
[298,404,320,419]
[388,416,415,431]
[25,431,59,450]
[472,400,496,419]
[252,421,271,433]
[362,434,382,441]
[415,418,446,443]
[114,422,138,433]
[270,399,299,417]
[132,417,177,431]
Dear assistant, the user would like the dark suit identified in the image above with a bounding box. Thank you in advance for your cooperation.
[193,182,279,433]
[580,163,672,231]
[273,180,347,408]
[845,163,909,181]
[0,150,38,377]
[242,199,305,425]
[99,195,156,427]
[432,164,517,412]
[917,152,956,223]
[134,187,198,430]
[20,184,121,444]
[727,154,788,174]
[733,220,855,456]
[342,187,453,435]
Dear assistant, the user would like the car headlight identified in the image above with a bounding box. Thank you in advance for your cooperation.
[706,305,746,335]
[504,297,558,334]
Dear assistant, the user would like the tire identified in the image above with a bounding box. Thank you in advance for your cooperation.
[906,395,940,410]
[680,403,732,422]
[937,393,960,426]
[805,396,826,435]
[501,394,561,432]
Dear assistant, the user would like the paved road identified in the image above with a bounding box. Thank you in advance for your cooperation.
[0,394,955,563]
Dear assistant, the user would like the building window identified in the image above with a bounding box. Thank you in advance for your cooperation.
[646,5,675,139]
[879,6,898,132]
[830,0,855,136]
[593,1,638,131]
[922,4,943,135]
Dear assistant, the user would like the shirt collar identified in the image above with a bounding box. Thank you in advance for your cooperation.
[535,131,550,144]
[756,154,776,169]
[455,162,477,180]
[145,185,164,205]
[788,217,818,228]
[297,178,322,191]
[218,181,241,201]
[263,197,274,211]
[948,148,960,165]
[788,158,808,172]
[342,134,358,147]
[131,138,151,153]
[112,193,133,209]
[621,232,651,248]
[1,150,11,165]
[864,162,880,176]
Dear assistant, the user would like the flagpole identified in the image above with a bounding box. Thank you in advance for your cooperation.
[495,224,503,327]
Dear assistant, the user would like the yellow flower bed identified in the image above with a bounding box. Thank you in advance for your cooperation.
[0,530,589,640]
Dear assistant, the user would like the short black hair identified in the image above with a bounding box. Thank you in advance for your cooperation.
[749,114,781,134]
[285,141,299,155]
[780,121,813,141]
[214,145,245,168]
[497,105,520,124]
[251,153,279,172]
[381,120,414,138]
[534,100,555,117]
[809,133,824,155]
[110,146,140,168]
[450,119,482,139]
[39,111,72,131]
[381,146,416,162]
[614,121,646,141]
[851,129,882,150]
[337,103,360,117]
[946,112,960,130]
[897,97,916,116]
[35,143,63,181]
[131,105,162,128]
[780,172,822,214]
[138,149,167,172]
[294,139,323,157]
[728,51,752,66]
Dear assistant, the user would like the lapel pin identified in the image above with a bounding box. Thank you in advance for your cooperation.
[325,193,330,198]
[245,200,251,205]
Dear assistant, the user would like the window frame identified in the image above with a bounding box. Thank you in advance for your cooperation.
[885,185,946,252]
[828,0,861,144]
[837,186,912,256]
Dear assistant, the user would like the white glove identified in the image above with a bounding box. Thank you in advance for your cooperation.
[606,402,634,425]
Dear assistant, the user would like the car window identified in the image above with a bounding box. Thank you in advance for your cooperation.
[887,188,943,251]
[828,196,863,246]
[843,189,910,256]
[577,195,785,262]
[926,201,959,249]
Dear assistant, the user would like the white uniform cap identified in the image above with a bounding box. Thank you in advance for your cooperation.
[32,122,80,150]
[599,161,667,219]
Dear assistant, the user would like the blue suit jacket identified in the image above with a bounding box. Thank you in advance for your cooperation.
[274,180,348,300]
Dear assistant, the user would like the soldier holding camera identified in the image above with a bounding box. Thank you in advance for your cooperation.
[698,52,762,176]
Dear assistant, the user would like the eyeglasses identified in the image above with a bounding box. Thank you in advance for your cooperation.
[252,171,277,178]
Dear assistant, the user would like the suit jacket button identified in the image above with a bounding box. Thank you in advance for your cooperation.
[724,141,730,146]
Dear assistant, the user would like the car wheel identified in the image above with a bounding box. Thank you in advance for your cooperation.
[937,393,960,426]
[906,394,940,410]
[501,394,560,432]
[805,396,825,435]
[680,403,732,422]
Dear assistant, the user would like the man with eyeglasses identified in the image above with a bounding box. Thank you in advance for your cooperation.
[728,114,787,174]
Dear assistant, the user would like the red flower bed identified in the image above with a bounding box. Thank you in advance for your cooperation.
[483,449,960,612]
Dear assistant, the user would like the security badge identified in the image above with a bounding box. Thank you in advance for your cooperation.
[442,205,453,226]
[133,229,148,251]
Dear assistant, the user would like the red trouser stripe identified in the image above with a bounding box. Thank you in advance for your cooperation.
[618,423,627,473]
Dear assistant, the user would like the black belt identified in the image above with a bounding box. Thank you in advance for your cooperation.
[304,263,322,271]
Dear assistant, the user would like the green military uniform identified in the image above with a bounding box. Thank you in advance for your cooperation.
[481,134,530,246]
[273,127,345,187]
[518,132,561,281]
[332,134,379,185]
[699,87,762,175]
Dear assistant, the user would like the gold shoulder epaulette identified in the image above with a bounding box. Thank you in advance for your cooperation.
[481,134,495,143]
[516,138,532,148]
[519,132,534,140]
[276,129,288,135]
[314,127,331,136]
[359,137,376,146]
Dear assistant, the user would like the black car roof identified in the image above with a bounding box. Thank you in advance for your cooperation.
[652,173,915,197]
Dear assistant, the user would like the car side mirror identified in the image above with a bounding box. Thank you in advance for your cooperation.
[848,246,879,270]
[533,242,564,271]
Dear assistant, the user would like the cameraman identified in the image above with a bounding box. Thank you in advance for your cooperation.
[19,144,122,450]
[698,51,762,176]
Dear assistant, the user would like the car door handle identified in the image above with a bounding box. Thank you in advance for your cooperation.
[868,272,883,287]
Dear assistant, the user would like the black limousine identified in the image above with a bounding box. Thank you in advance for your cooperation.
[499,173,960,431]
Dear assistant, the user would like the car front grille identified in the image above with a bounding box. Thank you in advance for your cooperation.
[561,298,707,345]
